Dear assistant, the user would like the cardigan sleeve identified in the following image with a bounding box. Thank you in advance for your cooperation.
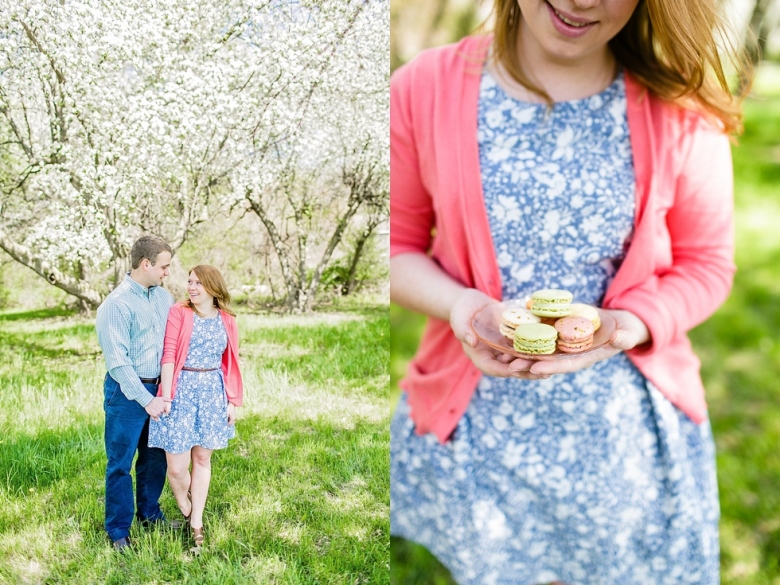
[390,59,435,258]
[613,116,736,353]
[223,313,244,406]
[161,304,183,365]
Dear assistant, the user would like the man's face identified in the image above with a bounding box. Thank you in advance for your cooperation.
[141,251,172,287]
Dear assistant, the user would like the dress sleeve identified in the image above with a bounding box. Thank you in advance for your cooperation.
[612,117,736,353]
[390,61,436,257]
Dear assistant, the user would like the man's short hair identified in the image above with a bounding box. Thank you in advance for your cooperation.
[130,235,172,269]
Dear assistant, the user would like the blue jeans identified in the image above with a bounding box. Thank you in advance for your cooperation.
[103,373,168,542]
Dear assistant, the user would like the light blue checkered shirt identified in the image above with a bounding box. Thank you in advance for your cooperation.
[96,273,174,407]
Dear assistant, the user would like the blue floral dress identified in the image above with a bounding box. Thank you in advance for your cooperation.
[390,71,720,584]
[149,313,236,453]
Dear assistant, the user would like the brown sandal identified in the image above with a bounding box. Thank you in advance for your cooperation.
[191,525,204,548]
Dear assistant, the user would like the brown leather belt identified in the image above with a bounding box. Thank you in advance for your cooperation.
[140,377,161,385]
[181,366,219,372]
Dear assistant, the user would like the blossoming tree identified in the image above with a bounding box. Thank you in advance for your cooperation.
[0,0,388,310]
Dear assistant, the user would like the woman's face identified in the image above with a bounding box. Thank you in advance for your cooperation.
[187,272,215,305]
[516,0,640,64]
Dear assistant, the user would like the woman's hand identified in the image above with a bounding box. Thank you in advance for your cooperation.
[227,403,236,425]
[524,309,650,376]
[449,288,544,380]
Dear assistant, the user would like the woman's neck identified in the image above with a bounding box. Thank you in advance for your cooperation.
[492,26,618,103]
[193,301,218,317]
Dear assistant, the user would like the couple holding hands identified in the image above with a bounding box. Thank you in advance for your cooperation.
[96,235,244,552]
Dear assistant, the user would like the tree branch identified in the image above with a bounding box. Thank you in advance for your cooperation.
[0,227,103,307]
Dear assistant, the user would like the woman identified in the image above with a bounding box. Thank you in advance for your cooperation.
[390,0,749,583]
[149,265,243,549]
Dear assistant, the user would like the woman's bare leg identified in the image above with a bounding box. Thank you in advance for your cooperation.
[166,450,193,517]
[189,446,213,529]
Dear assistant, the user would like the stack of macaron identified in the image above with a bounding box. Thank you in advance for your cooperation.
[569,303,601,331]
[508,288,601,355]
[554,316,595,353]
[512,322,558,355]
[499,306,541,340]
[527,289,575,319]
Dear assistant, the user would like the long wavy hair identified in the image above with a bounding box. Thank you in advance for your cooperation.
[185,265,236,317]
[489,0,752,135]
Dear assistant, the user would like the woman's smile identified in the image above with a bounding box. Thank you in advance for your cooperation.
[545,1,598,38]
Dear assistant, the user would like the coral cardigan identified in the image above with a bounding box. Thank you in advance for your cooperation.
[391,37,736,443]
[158,303,244,406]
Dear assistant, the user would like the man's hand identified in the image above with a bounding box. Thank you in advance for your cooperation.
[145,396,171,421]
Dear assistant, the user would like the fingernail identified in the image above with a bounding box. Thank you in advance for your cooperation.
[465,334,475,346]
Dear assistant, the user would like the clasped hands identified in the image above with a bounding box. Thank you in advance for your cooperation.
[145,396,172,421]
[450,289,650,379]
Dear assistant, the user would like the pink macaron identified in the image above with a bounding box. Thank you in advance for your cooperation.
[554,316,595,353]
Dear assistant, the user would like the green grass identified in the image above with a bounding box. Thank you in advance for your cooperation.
[0,304,390,584]
[389,76,780,583]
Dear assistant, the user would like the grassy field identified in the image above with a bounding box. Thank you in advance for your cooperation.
[0,301,389,584]
[389,80,780,583]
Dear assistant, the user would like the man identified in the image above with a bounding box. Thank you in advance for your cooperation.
[96,235,176,551]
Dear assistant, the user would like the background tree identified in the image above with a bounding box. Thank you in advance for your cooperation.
[0,0,388,311]
[239,0,389,312]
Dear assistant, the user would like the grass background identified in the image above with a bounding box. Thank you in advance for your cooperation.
[389,67,780,584]
[0,300,389,584]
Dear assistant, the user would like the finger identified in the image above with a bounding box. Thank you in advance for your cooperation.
[529,348,612,375]
[609,329,636,351]
[511,370,550,380]
[507,357,536,374]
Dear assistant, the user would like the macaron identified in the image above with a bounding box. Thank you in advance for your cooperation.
[513,322,558,355]
[529,289,574,318]
[554,316,595,353]
[500,306,541,340]
[569,303,601,331]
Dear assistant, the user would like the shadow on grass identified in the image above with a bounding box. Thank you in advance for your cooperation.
[211,413,389,578]
[0,307,75,322]
[0,423,104,495]
[0,324,101,362]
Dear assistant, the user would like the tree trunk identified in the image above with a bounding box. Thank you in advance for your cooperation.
[245,190,300,312]
[746,0,772,65]
[0,228,103,308]
[345,228,371,295]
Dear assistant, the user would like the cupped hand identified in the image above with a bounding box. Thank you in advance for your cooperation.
[227,403,236,425]
[526,308,650,377]
[449,288,544,380]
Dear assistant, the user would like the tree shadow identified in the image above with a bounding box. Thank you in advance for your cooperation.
[0,307,75,322]
[0,423,104,494]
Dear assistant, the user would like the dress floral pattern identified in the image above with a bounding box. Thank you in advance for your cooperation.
[149,313,235,453]
[390,71,720,584]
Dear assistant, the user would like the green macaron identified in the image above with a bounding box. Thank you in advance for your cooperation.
[513,323,558,355]
[529,288,574,318]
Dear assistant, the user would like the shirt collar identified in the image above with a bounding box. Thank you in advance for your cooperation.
[124,272,155,297]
